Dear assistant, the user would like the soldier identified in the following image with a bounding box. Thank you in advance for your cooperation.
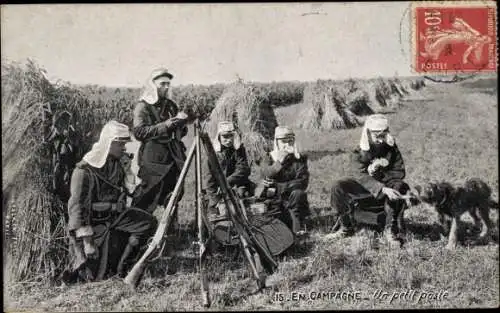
[131,68,188,227]
[45,110,80,202]
[259,126,311,235]
[326,114,410,247]
[205,121,255,219]
[64,121,157,283]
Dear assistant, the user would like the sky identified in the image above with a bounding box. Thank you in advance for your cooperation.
[1,3,416,87]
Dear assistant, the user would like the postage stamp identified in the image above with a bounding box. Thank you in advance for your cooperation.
[411,1,497,74]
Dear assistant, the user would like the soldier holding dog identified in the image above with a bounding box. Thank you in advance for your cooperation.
[326,114,410,247]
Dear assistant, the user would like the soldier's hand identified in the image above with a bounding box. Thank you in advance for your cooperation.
[367,163,378,176]
[382,187,402,200]
[83,237,99,259]
[216,202,228,217]
[262,177,275,187]
[372,158,389,168]
[164,118,181,129]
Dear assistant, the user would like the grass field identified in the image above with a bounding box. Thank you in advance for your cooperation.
[5,76,499,311]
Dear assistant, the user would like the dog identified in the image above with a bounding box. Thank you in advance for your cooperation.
[415,178,498,250]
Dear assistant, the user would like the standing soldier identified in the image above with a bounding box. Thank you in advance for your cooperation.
[45,110,80,202]
[326,114,410,248]
[205,121,255,219]
[64,121,156,283]
[259,126,311,235]
[131,68,188,229]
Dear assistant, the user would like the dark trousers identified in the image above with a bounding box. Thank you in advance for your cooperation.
[330,178,409,233]
[65,208,157,283]
[281,189,310,233]
[383,180,410,234]
[132,167,184,218]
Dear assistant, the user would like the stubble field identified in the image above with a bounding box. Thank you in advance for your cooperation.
[5,76,499,311]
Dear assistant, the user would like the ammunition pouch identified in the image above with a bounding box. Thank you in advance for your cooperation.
[212,219,239,246]
[91,202,119,223]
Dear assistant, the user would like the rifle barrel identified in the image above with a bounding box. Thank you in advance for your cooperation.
[124,138,197,287]
[195,120,211,307]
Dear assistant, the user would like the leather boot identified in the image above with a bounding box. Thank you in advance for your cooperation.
[117,235,139,277]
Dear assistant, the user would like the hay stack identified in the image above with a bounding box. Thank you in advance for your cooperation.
[298,80,361,130]
[402,80,413,94]
[2,59,133,284]
[299,82,323,129]
[321,90,346,129]
[2,60,71,283]
[362,80,386,112]
[372,78,402,108]
[392,78,410,96]
[411,77,426,90]
[206,81,278,165]
[343,79,374,116]
[387,79,404,98]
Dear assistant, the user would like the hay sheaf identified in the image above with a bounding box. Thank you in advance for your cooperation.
[344,79,374,116]
[298,77,427,131]
[2,60,73,283]
[2,59,133,284]
[206,82,278,165]
[298,80,362,130]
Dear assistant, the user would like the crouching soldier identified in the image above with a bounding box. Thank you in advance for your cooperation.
[326,114,410,247]
[205,121,255,219]
[63,121,157,283]
[259,126,311,235]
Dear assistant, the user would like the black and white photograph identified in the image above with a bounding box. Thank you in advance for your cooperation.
[2,2,498,311]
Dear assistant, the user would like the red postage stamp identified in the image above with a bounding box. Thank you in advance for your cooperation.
[412,1,497,73]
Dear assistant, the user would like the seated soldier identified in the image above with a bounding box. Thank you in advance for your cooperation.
[205,121,255,219]
[62,121,157,283]
[326,114,410,248]
[259,126,311,235]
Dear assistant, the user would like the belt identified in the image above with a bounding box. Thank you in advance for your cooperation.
[91,202,118,222]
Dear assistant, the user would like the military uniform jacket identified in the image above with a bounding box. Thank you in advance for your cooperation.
[67,156,126,233]
[205,144,252,198]
[132,98,187,195]
[353,143,406,197]
[259,153,309,197]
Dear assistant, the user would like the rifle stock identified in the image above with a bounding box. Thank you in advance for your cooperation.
[124,140,197,288]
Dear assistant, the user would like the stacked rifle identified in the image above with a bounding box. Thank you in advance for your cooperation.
[124,118,278,308]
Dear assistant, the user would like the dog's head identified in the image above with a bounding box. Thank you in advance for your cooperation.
[414,182,451,205]
[464,177,491,199]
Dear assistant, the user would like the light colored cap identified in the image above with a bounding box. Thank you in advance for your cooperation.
[365,114,389,131]
[218,121,236,134]
[274,126,295,139]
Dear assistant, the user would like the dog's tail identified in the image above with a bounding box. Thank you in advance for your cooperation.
[489,199,499,210]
